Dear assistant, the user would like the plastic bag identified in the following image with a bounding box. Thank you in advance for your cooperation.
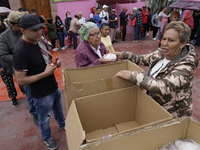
[158,139,200,150]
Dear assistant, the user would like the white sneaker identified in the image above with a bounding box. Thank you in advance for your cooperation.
[133,40,138,42]
[152,37,157,41]
[52,48,58,51]
[64,46,68,48]
[61,47,65,50]
[146,33,149,36]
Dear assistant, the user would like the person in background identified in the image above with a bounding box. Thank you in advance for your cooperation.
[109,9,118,44]
[78,12,86,44]
[13,14,65,150]
[113,21,198,118]
[190,10,200,44]
[99,5,109,24]
[94,7,102,28]
[130,7,142,42]
[87,18,96,24]
[181,10,194,30]
[55,15,67,50]
[75,22,113,68]
[69,15,81,49]
[30,9,37,15]
[0,11,25,108]
[158,6,167,41]
[158,10,180,47]
[78,12,86,25]
[147,7,152,36]
[100,23,115,53]
[18,7,29,15]
[48,18,58,51]
[179,9,185,21]
[89,6,96,19]
[0,17,7,34]
[65,11,72,46]
[151,8,160,40]
[119,7,131,42]
[141,5,149,40]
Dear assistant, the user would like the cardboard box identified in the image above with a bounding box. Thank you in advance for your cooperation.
[65,86,173,150]
[62,60,143,110]
[76,117,200,150]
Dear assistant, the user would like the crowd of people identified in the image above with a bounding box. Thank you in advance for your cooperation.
[0,4,199,150]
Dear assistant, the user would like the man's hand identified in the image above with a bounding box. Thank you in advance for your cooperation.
[115,70,132,80]
[44,64,56,76]
[0,67,5,73]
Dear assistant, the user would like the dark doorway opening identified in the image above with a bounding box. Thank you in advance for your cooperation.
[0,0,10,9]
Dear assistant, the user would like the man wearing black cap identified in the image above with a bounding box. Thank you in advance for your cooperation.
[13,14,65,150]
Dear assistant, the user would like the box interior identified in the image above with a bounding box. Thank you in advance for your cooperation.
[74,86,172,142]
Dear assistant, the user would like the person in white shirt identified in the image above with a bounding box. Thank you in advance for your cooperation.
[78,12,86,43]
[99,5,109,24]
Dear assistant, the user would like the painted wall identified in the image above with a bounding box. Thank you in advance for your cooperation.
[56,0,145,34]
[56,0,96,23]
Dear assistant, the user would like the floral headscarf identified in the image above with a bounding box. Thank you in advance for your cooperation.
[79,22,98,41]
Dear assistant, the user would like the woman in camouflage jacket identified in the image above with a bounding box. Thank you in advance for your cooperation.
[114,21,199,118]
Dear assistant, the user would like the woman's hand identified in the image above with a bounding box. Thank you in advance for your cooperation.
[111,52,122,61]
[115,70,132,80]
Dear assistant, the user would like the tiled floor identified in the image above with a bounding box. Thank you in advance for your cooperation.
[0,33,200,150]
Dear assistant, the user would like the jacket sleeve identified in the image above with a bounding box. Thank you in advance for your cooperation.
[130,13,135,19]
[151,14,155,25]
[75,50,101,68]
[0,35,13,63]
[121,50,162,66]
[129,62,196,96]
[120,13,128,19]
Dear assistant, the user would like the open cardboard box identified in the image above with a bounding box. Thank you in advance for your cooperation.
[75,117,200,150]
[62,60,144,110]
[65,86,173,150]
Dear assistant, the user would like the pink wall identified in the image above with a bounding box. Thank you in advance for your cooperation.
[56,0,145,34]
[56,0,96,23]
[112,0,145,33]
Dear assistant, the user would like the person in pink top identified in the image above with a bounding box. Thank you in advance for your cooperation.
[181,10,194,29]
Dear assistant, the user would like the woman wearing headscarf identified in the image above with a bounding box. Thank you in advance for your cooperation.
[89,6,96,19]
[75,22,114,68]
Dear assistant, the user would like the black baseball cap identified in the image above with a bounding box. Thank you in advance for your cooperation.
[19,14,43,29]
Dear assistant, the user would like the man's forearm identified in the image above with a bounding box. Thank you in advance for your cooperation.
[15,71,48,86]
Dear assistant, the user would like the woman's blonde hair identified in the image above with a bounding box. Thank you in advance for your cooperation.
[164,21,191,43]
[78,12,82,15]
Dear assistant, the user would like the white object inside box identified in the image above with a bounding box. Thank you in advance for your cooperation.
[158,139,200,150]
[103,53,117,61]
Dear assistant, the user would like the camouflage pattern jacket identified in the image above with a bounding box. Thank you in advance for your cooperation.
[121,44,199,118]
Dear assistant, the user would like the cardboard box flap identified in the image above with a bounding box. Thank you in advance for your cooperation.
[116,121,139,133]
[186,118,200,144]
[62,60,143,85]
[64,77,133,110]
[135,88,173,126]
[65,101,85,150]
[79,118,191,150]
